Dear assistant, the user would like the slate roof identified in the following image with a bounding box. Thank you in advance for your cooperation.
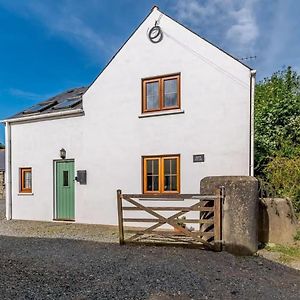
[9,86,88,120]
[0,150,5,171]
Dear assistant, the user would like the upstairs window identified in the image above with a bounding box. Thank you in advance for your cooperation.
[20,168,32,193]
[143,155,180,194]
[142,74,180,113]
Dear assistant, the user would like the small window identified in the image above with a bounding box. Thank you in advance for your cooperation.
[143,155,180,193]
[142,74,180,113]
[63,171,69,187]
[146,158,160,192]
[20,168,32,193]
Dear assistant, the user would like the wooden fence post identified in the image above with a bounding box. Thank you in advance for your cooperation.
[117,189,124,245]
[214,187,223,251]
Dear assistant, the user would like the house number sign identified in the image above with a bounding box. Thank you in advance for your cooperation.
[148,25,163,43]
[193,154,205,163]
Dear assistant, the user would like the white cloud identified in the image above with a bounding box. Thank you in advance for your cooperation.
[226,1,258,50]
[172,0,259,56]
[8,88,51,101]
[174,0,218,23]
[28,3,105,59]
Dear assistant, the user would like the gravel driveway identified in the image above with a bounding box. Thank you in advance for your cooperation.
[0,200,119,243]
[0,200,299,299]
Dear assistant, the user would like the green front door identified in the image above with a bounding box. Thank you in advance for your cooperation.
[56,161,75,220]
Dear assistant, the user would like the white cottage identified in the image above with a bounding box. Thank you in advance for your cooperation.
[3,7,256,224]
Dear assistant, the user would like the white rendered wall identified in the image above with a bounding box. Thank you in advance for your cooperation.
[9,8,251,224]
[10,116,84,221]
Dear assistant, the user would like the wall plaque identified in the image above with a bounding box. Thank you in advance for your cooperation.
[193,154,205,163]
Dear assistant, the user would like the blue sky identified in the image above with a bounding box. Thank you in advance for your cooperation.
[0,0,299,144]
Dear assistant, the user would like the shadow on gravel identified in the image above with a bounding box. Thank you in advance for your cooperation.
[0,235,299,300]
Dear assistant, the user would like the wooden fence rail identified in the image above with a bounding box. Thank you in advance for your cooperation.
[117,188,224,251]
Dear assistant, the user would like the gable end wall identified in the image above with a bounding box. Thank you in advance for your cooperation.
[8,9,251,224]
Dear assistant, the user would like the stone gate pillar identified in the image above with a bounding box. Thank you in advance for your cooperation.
[200,176,258,255]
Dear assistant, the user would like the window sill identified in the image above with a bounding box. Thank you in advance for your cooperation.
[138,109,184,118]
[18,193,34,196]
[140,197,183,201]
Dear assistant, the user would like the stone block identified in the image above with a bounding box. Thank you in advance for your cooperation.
[200,176,258,256]
[258,198,298,245]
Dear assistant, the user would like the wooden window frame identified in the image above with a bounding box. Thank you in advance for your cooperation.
[20,167,32,193]
[143,157,161,193]
[142,155,180,194]
[142,73,181,113]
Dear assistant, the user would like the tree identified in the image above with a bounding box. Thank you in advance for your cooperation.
[255,66,300,175]
[0,143,4,149]
[255,66,300,210]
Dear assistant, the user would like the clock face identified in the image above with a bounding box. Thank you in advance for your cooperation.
[148,26,163,43]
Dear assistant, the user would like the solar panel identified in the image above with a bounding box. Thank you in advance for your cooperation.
[23,102,56,114]
[52,98,81,110]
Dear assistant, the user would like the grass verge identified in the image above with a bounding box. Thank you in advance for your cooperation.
[265,244,300,264]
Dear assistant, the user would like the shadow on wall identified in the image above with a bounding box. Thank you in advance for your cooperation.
[258,198,298,245]
[258,199,269,243]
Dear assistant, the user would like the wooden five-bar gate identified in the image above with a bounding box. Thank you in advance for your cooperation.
[117,188,224,251]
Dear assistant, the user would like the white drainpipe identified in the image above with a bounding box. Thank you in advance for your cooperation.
[250,70,256,176]
[5,121,12,220]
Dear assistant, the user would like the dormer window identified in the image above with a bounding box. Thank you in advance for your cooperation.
[142,73,180,113]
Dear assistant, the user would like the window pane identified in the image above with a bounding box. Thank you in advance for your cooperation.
[164,79,177,94]
[164,158,177,175]
[24,171,32,189]
[164,94,177,107]
[146,81,159,110]
[164,159,171,174]
[171,175,177,191]
[146,159,158,176]
[146,160,152,175]
[153,176,159,191]
[163,79,178,107]
[171,159,177,174]
[153,160,159,175]
[164,175,171,191]
[164,159,178,191]
[63,171,69,187]
[147,176,152,190]
[147,175,159,191]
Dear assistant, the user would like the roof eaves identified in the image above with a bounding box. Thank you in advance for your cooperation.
[2,108,84,124]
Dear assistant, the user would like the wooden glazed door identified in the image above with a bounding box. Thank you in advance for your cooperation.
[56,161,75,220]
